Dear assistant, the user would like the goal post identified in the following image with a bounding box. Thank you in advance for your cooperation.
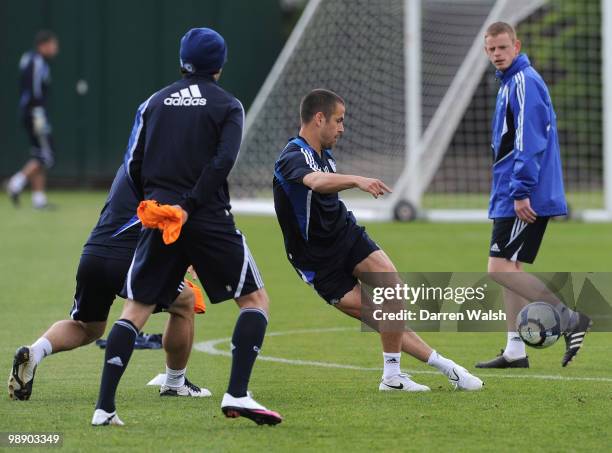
[600,0,612,221]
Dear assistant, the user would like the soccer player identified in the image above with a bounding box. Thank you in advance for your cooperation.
[93,27,282,426]
[273,89,483,392]
[6,31,59,209]
[8,165,210,419]
[476,22,591,369]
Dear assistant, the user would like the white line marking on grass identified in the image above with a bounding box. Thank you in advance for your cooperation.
[193,327,612,383]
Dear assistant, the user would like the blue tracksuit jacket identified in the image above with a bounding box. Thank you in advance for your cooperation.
[489,53,567,218]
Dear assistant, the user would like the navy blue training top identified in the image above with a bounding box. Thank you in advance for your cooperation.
[82,165,141,260]
[18,51,51,118]
[124,73,244,222]
[273,136,361,267]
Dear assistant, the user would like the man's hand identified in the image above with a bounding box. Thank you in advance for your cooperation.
[514,198,537,223]
[355,176,392,198]
[173,205,189,225]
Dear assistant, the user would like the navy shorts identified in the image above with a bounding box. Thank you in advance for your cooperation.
[122,220,264,307]
[292,228,379,305]
[24,116,55,169]
[70,254,131,322]
[70,253,178,322]
[489,216,549,264]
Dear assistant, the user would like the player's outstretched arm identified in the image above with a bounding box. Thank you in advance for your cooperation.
[302,172,391,198]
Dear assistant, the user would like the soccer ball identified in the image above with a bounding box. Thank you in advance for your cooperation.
[516,302,562,348]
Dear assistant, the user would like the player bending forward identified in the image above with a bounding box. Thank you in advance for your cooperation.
[9,165,209,426]
[273,89,483,392]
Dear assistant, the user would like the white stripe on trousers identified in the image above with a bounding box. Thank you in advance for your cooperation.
[507,218,528,247]
[247,251,264,288]
[234,232,250,298]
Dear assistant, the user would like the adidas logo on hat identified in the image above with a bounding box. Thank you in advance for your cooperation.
[164,84,207,106]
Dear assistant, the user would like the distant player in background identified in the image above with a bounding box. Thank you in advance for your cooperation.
[273,89,483,392]
[93,27,281,426]
[8,165,210,417]
[476,22,591,369]
[6,30,59,209]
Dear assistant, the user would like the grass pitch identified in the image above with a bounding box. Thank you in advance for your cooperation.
[1,192,611,452]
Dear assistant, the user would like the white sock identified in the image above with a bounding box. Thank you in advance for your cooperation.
[30,337,53,365]
[32,191,47,208]
[8,172,27,193]
[382,352,401,379]
[164,367,186,388]
[503,331,526,360]
[427,350,455,376]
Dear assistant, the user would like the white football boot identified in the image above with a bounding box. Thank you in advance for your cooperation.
[8,346,37,400]
[221,391,282,425]
[159,377,211,397]
[379,373,431,392]
[447,365,484,391]
[91,409,124,426]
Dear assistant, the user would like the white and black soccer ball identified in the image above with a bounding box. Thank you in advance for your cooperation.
[516,302,562,348]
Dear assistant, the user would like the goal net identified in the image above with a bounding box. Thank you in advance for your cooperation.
[231,0,611,222]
